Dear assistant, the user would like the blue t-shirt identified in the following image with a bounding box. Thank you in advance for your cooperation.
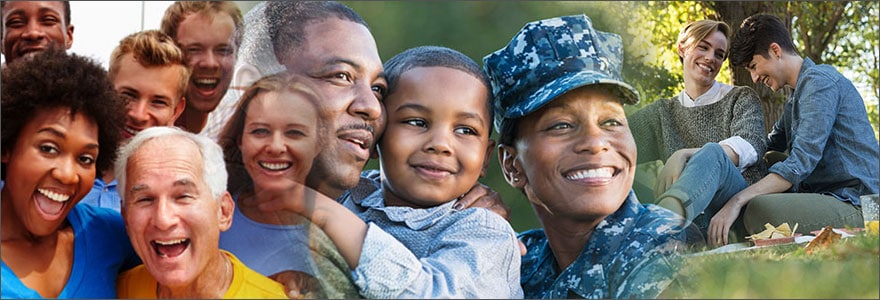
[78,178,121,212]
[1,204,140,298]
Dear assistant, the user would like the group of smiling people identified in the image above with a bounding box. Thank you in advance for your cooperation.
[2,1,877,299]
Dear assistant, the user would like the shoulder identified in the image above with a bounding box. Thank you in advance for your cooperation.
[69,204,126,235]
[226,252,287,298]
[116,265,155,298]
[629,204,687,248]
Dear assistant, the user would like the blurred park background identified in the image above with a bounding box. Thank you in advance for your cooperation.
[341,1,880,232]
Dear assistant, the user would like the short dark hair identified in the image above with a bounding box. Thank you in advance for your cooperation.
[0,1,71,24]
[383,45,495,132]
[1,47,126,179]
[264,1,367,66]
[729,14,798,67]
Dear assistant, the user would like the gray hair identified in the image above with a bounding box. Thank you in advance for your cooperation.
[115,126,228,202]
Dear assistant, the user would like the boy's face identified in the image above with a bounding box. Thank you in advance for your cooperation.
[1,1,73,63]
[744,44,787,92]
[239,90,320,194]
[113,53,186,140]
[175,11,237,114]
[378,67,493,208]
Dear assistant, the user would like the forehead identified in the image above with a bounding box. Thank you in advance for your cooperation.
[287,18,380,66]
[247,90,319,121]
[391,67,490,116]
[127,137,204,181]
[2,1,66,19]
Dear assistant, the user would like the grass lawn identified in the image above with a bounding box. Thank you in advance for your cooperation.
[661,232,880,298]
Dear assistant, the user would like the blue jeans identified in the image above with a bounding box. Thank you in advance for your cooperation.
[659,143,749,239]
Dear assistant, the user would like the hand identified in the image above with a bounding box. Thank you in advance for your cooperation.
[708,199,743,247]
[654,149,694,199]
[453,183,511,221]
[269,270,320,299]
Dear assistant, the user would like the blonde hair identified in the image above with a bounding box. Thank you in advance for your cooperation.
[108,30,190,99]
[677,20,731,63]
[160,1,244,48]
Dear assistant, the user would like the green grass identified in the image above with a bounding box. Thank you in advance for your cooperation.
[661,233,880,298]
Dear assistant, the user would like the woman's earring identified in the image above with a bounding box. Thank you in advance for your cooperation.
[513,177,520,182]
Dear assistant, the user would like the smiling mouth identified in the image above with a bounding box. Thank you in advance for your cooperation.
[259,161,292,171]
[697,63,714,74]
[564,167,616,180]
[152,239,190,258]
[193,78,218,91]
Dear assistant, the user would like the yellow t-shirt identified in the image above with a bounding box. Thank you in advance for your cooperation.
[117,250,286,299]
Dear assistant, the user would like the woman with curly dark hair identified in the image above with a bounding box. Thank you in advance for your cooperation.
[1,47,140,298]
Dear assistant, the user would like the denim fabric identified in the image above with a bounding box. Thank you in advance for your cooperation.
[519,191,687,299]
[343,170,523,298]
[768,58,880,205]
[78,178,121,212]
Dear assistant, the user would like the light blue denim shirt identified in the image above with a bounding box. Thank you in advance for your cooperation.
[519,191,687,299]
[767,57,880,205]
[339,170,523,299]
[78,178,121,212]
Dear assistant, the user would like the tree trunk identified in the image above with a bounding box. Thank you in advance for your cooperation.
[712,1,786,133]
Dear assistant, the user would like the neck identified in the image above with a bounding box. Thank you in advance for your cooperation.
[175,108,209,134]
[535,207,602,271]
[157,251,232,298]
[683,78,714,100]
[783,54,805,89]
[238,187,307,225]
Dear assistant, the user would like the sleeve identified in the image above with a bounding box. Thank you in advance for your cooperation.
[721,87,767,169]
[766,116,789,152]
[352,214,522,298]
[768,71,839,187]
[629,103,662,164]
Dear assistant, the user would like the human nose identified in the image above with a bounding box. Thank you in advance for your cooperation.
[21,20,48,41]
[267,132,286,155]
[423,130,453,155]
[575,125,610,154]
[127,100,149,124]
[151,199,179,231]
[195,51,220,69]
[349,83,383,122]
[52,156,79,185]
[749,70,760,84]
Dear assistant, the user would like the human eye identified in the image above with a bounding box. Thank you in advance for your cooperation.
[216,46,234,57]
[151,98,171,108]
[285,129,306,137]
[371,84,387,100]
[454,126,478,136]
[547,122,573,131]
[248,127,270,137]
[39,143,60,155]
[5,16,25,28]
[403,119,427,128]
[332,72,351,82]
[40,15,59,25]
[78,154,96,166]
[600,118,624,127]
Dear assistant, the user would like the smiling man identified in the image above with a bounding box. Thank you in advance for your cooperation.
[115,126,285,298]
[1,1,73,64]
[160,1,243,134]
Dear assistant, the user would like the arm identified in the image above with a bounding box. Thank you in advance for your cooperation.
[353,212,522,298]
[707,173,793,246]
[720,87,767,169]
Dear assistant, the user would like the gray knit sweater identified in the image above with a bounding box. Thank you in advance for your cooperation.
[629,86,768,184]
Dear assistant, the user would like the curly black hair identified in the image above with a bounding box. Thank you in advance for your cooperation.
[2,47,126,179]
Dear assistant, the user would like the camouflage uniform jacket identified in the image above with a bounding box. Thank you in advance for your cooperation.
[519,191,686,299]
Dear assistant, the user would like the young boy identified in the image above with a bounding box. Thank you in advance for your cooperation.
[78,30,189,212]
[283,46,523,298]
[708,14,880,245]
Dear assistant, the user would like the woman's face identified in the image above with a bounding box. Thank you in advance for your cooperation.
[679,30,728,89]
[1,107,98,236]
[500,86,636,223]
[239,90,320,194]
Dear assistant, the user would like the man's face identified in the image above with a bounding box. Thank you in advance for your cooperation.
[1,1,73,63]
[121,136,233,288]
[745,52,786,92]
[281,18,387,199]
[175,11,237,114]
[113,53,186,140]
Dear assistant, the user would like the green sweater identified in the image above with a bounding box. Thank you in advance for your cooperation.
[629,86,768,184]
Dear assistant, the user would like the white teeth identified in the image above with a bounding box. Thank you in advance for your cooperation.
[566,167,614,180]
[195,78,217,85]
[125,127,140,136]
[348,138,364,147]
[155,239,186,245]
[37,188,71,202]
[259,161,291,171]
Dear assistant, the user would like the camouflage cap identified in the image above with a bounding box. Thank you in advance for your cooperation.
[483,14,639,131]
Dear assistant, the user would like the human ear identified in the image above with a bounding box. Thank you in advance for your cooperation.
[217,191,235,232]
[498,144,525,188]
[480,139,497,177]
[171,97,186,124]
[65,25,74,50]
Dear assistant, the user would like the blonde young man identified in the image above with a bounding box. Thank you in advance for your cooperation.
[79,30,189,212]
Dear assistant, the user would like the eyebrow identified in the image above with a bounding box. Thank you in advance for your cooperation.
[396,103,487,124]
[129,178,197,194]
[321,57,387,82]
[37,127,100,150]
